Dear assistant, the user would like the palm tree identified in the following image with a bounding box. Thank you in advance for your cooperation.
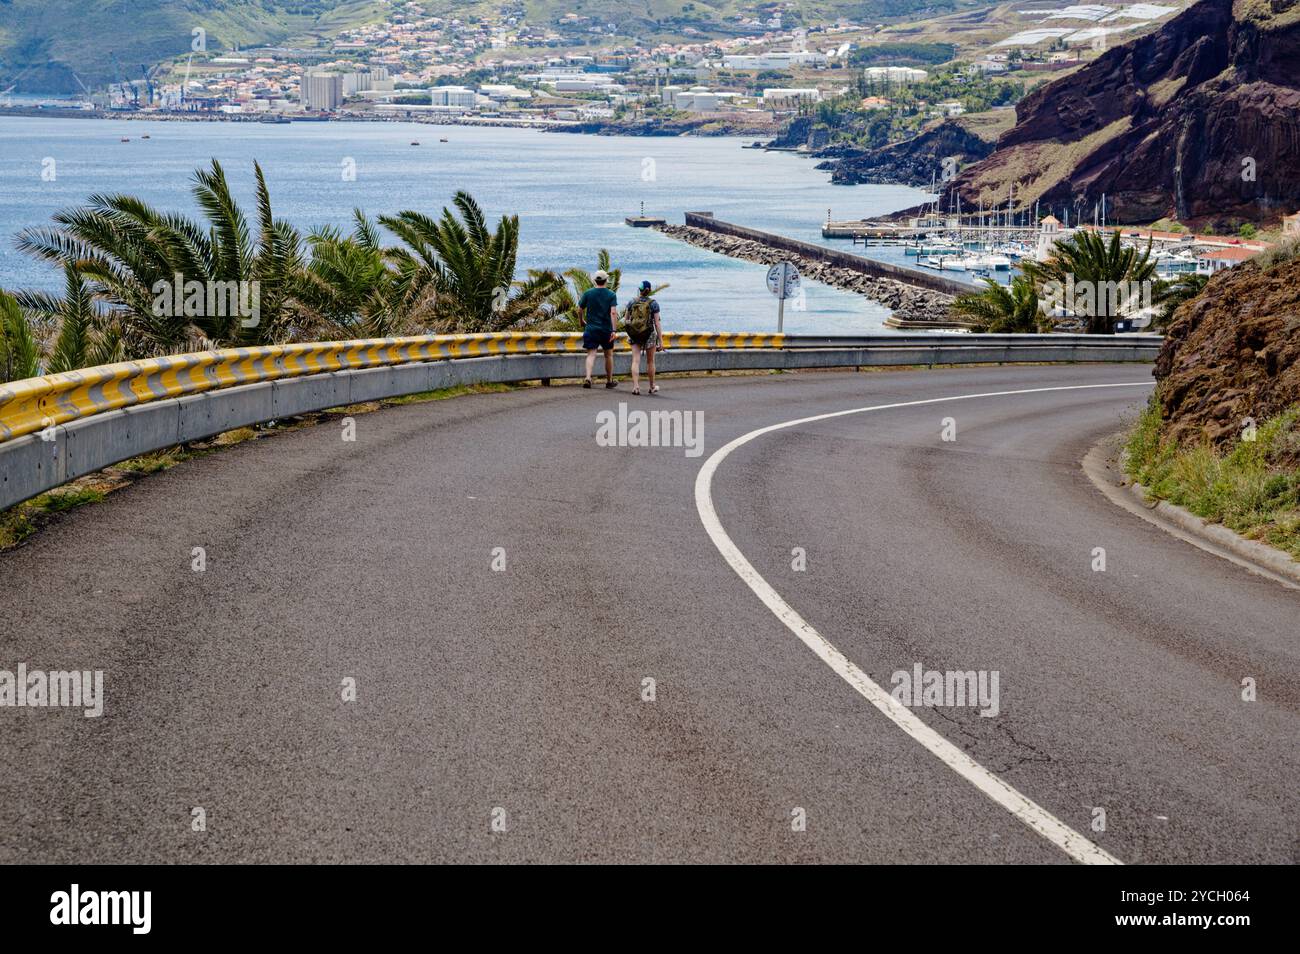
[1021,230,1162,334]
[538,249,670,331]
[379,191,561,333]
[0,290,40,383]
[14,265,125,374]
[950,275,1048,333]
[16,159,303,356]
[297,211,414,339]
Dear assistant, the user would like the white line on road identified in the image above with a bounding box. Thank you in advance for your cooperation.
[695,382,1150,865]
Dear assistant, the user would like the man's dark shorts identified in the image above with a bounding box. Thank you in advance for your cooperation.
[583,329,613,351]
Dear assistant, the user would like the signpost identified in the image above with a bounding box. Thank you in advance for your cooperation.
[765,261,801,332]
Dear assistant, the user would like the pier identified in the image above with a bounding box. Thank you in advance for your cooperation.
[684,212,971,297]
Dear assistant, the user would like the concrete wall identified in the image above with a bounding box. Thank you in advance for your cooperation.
[0,342,1158,512]
[683,212,971,296]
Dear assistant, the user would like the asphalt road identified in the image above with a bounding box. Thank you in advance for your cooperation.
[1,364,1296,863]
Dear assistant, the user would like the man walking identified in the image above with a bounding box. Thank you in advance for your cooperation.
[579,270,618,389]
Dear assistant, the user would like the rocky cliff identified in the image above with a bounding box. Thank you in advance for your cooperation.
[948,0,1300,228]
[823,120,996,186]
[1154,248,1300,459]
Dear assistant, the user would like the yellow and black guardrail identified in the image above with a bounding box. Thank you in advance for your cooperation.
[0,331,785,444]
[0,329,1160,511]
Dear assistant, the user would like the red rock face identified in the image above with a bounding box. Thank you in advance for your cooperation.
[1155,254,1300,456]
[953,0,1300,227]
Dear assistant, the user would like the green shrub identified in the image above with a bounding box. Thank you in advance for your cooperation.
[1126,401,1300,557]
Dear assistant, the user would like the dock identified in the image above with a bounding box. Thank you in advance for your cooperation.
[625,216,666,228]
[823,221,926,240]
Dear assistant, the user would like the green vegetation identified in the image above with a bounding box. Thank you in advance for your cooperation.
[850,42,957,66]
[1256,237,1300,270]
[1126,401,1300,558]
[537,249,668,332]
[948,230,1214,334]
[0,487,106,549]
[379,191,562,332]
[1021,230,1160,334]
[950,276,1049,332]
[0,290,41,383]
[803,67,1025,152]
[0,0,389,93]
[5,162,567,376]
[17,159,303,355]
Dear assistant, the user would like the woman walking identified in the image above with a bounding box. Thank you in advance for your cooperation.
[622,280,663,395]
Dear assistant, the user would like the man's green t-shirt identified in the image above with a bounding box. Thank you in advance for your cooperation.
[578,287,618,333]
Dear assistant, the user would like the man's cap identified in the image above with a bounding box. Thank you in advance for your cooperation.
[640,280,652,292]
[593,270,609,282]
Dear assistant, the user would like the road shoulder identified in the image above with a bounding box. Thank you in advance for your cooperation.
[1083,430,1300,590]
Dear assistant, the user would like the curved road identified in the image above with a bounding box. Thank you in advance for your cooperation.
[1,364,1296,863]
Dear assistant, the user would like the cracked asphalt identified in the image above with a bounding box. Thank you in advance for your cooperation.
[1,363,1296,863]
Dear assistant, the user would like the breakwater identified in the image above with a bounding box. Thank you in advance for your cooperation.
[655,215,963,324]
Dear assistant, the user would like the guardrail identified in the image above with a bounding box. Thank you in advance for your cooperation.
[0,331,1159,511]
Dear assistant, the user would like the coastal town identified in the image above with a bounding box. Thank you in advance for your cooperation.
[9,1,1183,131]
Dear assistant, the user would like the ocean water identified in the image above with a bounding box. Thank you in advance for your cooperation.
[0,117,932,334]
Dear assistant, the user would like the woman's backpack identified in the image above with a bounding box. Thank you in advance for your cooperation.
[623,298,655,342]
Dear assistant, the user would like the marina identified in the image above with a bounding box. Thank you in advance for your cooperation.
[824,210,1268,282]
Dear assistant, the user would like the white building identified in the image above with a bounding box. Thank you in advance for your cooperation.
[762,87,822,107]
[302,73,343,111]
[1035,215,1068,261]
[430,85,477,108]
[1196,247,1259,275]
[863,66,928,84]
[343,67,393,95]
[551,77,625,94]
[665,86,736,113]
[722,51,828,70]
[479,84,532,101]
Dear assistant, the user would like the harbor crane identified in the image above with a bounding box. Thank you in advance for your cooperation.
[140,65,161,106]
[109,52,138,108]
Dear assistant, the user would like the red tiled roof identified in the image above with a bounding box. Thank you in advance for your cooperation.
[1199,247,1259,261]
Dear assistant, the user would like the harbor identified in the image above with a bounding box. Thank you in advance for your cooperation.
[823,209,1269,282]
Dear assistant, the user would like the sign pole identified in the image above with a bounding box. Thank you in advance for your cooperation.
[767,260,799,335]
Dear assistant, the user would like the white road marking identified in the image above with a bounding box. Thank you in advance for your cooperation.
[695,382,1150,865]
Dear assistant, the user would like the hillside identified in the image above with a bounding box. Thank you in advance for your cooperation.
[1126,242,1300,557]
[826,114,1002,186]
[945,0,1300,228]
[1155,245,1300,456]
[0,0,1003,94]
[0,0,386,93]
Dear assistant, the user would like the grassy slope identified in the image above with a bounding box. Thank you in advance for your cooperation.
[1126,400,1300,559]
[0,0,387,93]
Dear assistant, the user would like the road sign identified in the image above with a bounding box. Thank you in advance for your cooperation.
[766,262,801,332]
[766,261,801,300]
